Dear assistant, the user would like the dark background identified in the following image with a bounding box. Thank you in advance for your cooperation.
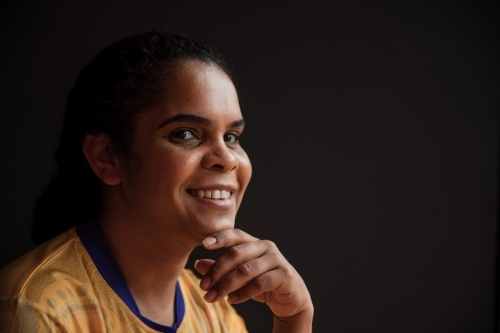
[0,1,498,332]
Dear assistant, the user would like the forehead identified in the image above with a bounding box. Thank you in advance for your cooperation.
[146,61,242,127]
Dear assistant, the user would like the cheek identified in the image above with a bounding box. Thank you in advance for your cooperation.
[236,150,252,192]
[155,149,204,191]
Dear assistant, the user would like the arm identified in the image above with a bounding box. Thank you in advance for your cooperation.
[194,229,314,333]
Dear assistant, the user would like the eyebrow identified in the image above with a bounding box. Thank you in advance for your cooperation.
[229,119,245,128]
[157,113,245,129]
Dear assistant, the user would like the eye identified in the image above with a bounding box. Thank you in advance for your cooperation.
[223,133,239,144]
[169,129,199,145]
[172,129,196,140]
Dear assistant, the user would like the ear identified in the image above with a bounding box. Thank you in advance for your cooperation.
[82,133,122,186]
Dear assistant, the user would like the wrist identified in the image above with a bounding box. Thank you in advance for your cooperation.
[273,305,314,333]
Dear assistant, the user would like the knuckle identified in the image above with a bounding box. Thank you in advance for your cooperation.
[269,252,281,262]
[217,277,233,293]
[233,228,246,239]
[263,239,276,249]
[237,286,251,300]
[272,253,287,268]
[216,230,230,242]
[237,263,253,278]
[232,288,245,300]
[227,246,243,260]
[254,274,268,289]
[209,263,221,276]
[281,267,291,278]
[281,265,294,278]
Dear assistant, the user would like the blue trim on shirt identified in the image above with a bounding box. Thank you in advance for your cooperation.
[76,218,185,332]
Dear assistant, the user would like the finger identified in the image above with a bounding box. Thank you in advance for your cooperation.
[203,252,281,303]
[194,259,214,275]
[228,269,284,304]
[200,240,276,292]
[202,228,258,250]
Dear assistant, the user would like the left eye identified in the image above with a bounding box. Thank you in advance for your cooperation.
[223,133,239,143]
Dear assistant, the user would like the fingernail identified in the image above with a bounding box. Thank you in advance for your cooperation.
[202,237,217,247]
[200,276,211,291]
[204,289,217,302]
[227,294,236,304]
[194,260,200,269]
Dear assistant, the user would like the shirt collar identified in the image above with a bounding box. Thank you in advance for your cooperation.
[76,218,185,332]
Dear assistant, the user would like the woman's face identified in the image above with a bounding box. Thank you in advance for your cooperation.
[116,61,252,245]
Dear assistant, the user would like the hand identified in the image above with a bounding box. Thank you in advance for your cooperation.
[194,229,313,326]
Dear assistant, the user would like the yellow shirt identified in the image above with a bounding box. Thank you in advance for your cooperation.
[0,222,247,333]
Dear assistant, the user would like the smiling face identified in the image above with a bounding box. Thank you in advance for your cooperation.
[113,61,252,245]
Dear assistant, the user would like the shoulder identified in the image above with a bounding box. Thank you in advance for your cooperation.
[0,228,88,300]
[178,269,248,333]
[0,229,106,332]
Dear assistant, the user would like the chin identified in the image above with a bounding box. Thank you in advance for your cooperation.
[195,216,236,239]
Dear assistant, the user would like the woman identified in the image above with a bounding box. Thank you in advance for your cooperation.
[0,30,313,332]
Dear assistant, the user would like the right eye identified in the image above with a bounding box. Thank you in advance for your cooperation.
[168,129,201,147]
[171,129,196,140]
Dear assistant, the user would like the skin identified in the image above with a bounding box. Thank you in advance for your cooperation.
[82,60,313,332]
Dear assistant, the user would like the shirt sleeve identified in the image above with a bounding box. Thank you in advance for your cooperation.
[0,296,67,333]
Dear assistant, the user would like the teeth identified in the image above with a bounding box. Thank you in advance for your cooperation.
[191,189,232,200]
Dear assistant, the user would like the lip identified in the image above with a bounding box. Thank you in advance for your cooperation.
[187,184,238,192]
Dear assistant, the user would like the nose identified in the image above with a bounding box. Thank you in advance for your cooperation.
[201,140,238,172]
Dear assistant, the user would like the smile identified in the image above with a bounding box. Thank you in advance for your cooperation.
[188,189,233,200]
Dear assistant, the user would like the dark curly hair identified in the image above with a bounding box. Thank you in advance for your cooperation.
[32,30,233,245]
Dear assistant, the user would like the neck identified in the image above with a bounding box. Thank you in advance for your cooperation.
[97,208,194,326]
